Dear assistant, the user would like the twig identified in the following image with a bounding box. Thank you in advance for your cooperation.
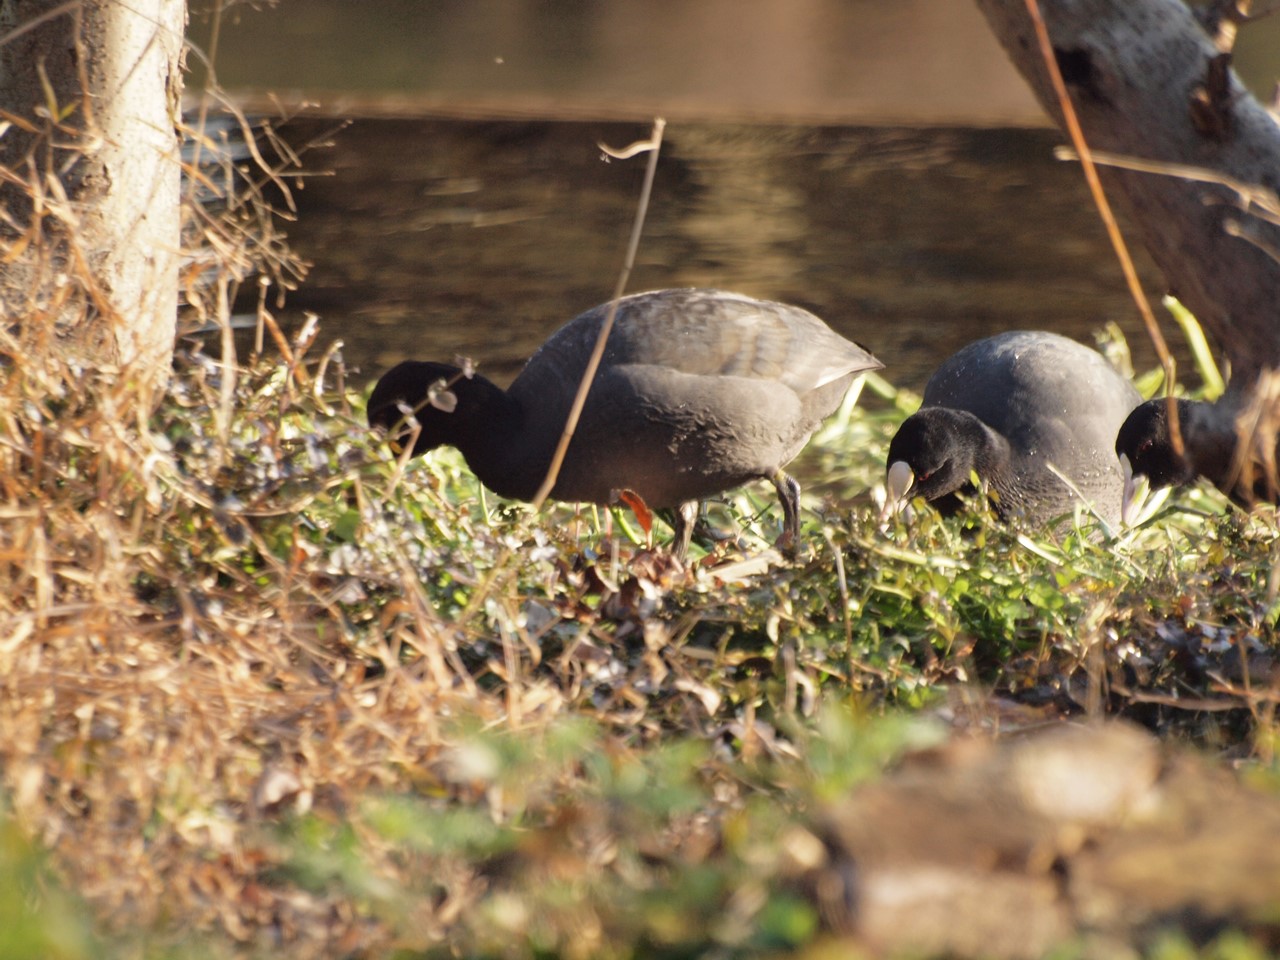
[532,118,666,508]
[1052,145,1280,219]
[1199,0,1253,53]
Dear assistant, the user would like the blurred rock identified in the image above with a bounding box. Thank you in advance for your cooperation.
[812,722,1280,957]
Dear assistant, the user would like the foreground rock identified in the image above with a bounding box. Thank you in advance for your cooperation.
[811,722,1280,957]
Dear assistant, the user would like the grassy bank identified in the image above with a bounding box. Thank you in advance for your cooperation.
[2,316,1277,957]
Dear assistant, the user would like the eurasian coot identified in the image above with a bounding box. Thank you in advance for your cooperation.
[885,330,1141,525]
[369,288,883,556]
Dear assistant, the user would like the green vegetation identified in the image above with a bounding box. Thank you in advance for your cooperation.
[1,306,1277,957]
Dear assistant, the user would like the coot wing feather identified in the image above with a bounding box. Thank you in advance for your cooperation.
[921,331,1140,469]
[519,289,880,399]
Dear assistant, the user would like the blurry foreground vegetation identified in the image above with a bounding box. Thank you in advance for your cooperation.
[1,99,1278,959]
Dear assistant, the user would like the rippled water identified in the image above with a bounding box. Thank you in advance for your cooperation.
[249,118,1184,395]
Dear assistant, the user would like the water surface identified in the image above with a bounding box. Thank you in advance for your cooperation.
[261,118,1181,393]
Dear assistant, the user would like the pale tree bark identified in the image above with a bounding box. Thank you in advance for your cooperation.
[0,0,186,378]
[973,0,1280,417]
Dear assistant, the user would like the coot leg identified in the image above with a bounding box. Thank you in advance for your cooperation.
[772,470,802,556]
[673,500,700,560]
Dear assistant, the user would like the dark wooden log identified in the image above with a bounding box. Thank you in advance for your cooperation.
[973,0,1280,408]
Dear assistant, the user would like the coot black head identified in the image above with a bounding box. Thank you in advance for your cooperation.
[1113,398,1198,492]
[884,407,1002,514]
[1115,396,1277,512]
[367,288,882,557]
[368,361,513,458]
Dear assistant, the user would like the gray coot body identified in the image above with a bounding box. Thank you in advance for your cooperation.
[1115,398,1274,514]
[885,330,1142,525]
[368,288,883,556]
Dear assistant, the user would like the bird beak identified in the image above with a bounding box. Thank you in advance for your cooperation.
[882,460,915,519]
[1119,453,1149,526]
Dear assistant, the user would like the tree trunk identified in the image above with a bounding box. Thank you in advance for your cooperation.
[972,0,1280,412]
[0,0,185,377]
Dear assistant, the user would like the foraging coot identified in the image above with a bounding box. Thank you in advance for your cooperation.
[1115,397,1277,517]
[368,288,883,556]
[884,330,1141,526]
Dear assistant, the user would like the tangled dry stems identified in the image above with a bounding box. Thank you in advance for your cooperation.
[1,340,451,945]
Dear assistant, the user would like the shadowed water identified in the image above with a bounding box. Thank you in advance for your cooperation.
[249,119,1185,394]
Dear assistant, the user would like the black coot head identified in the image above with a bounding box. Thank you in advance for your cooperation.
[885,408,987,507]
[366,361,466,456]
[1114,399,1197,491]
